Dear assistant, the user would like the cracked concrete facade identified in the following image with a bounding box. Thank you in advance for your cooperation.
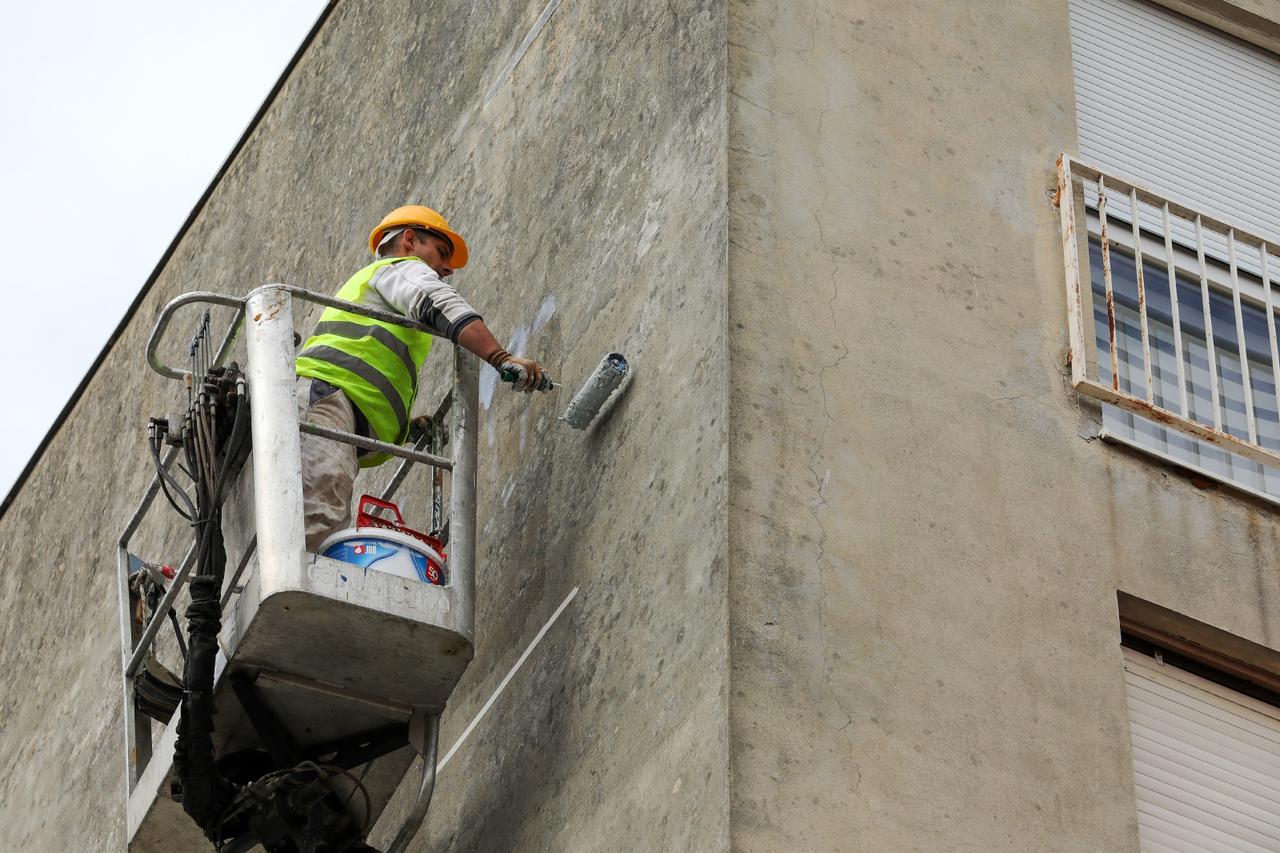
[728,0,1280,850]
[5,0,1280,850]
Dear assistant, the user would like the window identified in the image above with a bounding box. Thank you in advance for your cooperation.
[1068,0,1280,244]
[1122,646,1280,850]
[1090,236,1280,499]
[1064,0,1280,496]
[1056,158,1280,496]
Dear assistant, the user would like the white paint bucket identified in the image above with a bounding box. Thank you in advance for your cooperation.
[318,527,447,586]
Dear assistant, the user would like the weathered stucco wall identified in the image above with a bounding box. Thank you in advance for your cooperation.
[728,0,1280,850]
[0,1,728,850]
[10,0,1280,850]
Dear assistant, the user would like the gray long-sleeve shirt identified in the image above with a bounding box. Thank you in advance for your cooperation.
[364,257,482,342]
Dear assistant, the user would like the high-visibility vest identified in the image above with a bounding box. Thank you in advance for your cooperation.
[296,256,433,467]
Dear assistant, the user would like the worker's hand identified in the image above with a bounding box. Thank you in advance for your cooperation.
[407,415,433,444]
[500,356,547,393]
[486,349,552,393]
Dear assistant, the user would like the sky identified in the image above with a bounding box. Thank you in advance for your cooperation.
[0,0,329,501]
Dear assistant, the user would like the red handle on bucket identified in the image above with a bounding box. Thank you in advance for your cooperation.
[357,494,405,526]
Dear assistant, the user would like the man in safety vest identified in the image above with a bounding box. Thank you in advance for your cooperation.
[294,204,548,550]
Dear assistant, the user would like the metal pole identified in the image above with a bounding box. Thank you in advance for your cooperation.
[379,433,432,504]
[1162,203,1190,418]
[1195,215,1224,432]
[1228,230,1258,444]
[450,348,479,642]
[220,535,259,610]
[120,446,181,545]
[299,421,452,469]
[1098,177,1120,391]
[1057,155,1088,387]
[431,425,445,534]
[1129,189,1154,404]
[386,715,442,853]
[244,287,307,586]
[116,544,151,792]
[379,386,455,505]
[246,283,434,335]
[1261,246,1280,441]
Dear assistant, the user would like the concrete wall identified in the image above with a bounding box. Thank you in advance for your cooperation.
[727,0,1280,850]
[0,1,728,850]
[8,0,1280,850]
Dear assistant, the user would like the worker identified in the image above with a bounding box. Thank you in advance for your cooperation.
[294,204,548,551]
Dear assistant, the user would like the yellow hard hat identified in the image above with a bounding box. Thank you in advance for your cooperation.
[368,204,469,268]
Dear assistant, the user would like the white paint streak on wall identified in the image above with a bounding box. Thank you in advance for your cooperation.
[480,324,531,411]
[532,295,557,335]
[509,324,530,358]
[480,368,498,411]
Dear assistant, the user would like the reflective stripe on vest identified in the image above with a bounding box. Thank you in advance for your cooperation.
[295,256,433,467]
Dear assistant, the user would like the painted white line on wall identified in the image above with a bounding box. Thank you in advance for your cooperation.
[484,0,563,106]
[438,585,579,771]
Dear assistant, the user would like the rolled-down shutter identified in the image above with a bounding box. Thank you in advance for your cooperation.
[1123,649,1280,851]
[1068,0,1280,247]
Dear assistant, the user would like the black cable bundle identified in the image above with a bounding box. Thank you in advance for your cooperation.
[168,359,251,844]
[174,520,238,836]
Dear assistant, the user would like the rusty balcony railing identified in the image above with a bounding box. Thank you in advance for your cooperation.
[1056,154,1280,491]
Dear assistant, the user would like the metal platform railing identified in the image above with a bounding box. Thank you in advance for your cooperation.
[1056,154,1280,470]
[117,283,478,849]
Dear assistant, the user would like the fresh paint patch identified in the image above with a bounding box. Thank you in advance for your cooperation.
[480,367,499,410]
[531,294,557,335]
[508,324,530,358]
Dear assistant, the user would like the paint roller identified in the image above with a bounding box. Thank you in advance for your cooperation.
[501,348,632,425]
[500,352,631,429]
[560,352,630,429]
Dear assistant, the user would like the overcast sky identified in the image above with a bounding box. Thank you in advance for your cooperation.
[0,0,329,501]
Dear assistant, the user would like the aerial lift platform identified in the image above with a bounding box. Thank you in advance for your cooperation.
[118,285,478,852]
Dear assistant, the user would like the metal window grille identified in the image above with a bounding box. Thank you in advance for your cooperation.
[1056,154,1280,480]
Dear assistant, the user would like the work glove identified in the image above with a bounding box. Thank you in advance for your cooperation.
[486,349,551,393]
[407,415,434,444]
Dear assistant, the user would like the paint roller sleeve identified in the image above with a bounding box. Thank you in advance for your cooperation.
[561,353,630,429]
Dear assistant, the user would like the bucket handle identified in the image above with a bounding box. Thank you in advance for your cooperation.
[358,494,405,526]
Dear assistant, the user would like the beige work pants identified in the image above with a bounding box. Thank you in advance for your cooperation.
[297,376,359,552]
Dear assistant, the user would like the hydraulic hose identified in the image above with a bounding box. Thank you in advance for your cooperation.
[149,424,195,521]
[174,520,237,838]
[171,368,249,843]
